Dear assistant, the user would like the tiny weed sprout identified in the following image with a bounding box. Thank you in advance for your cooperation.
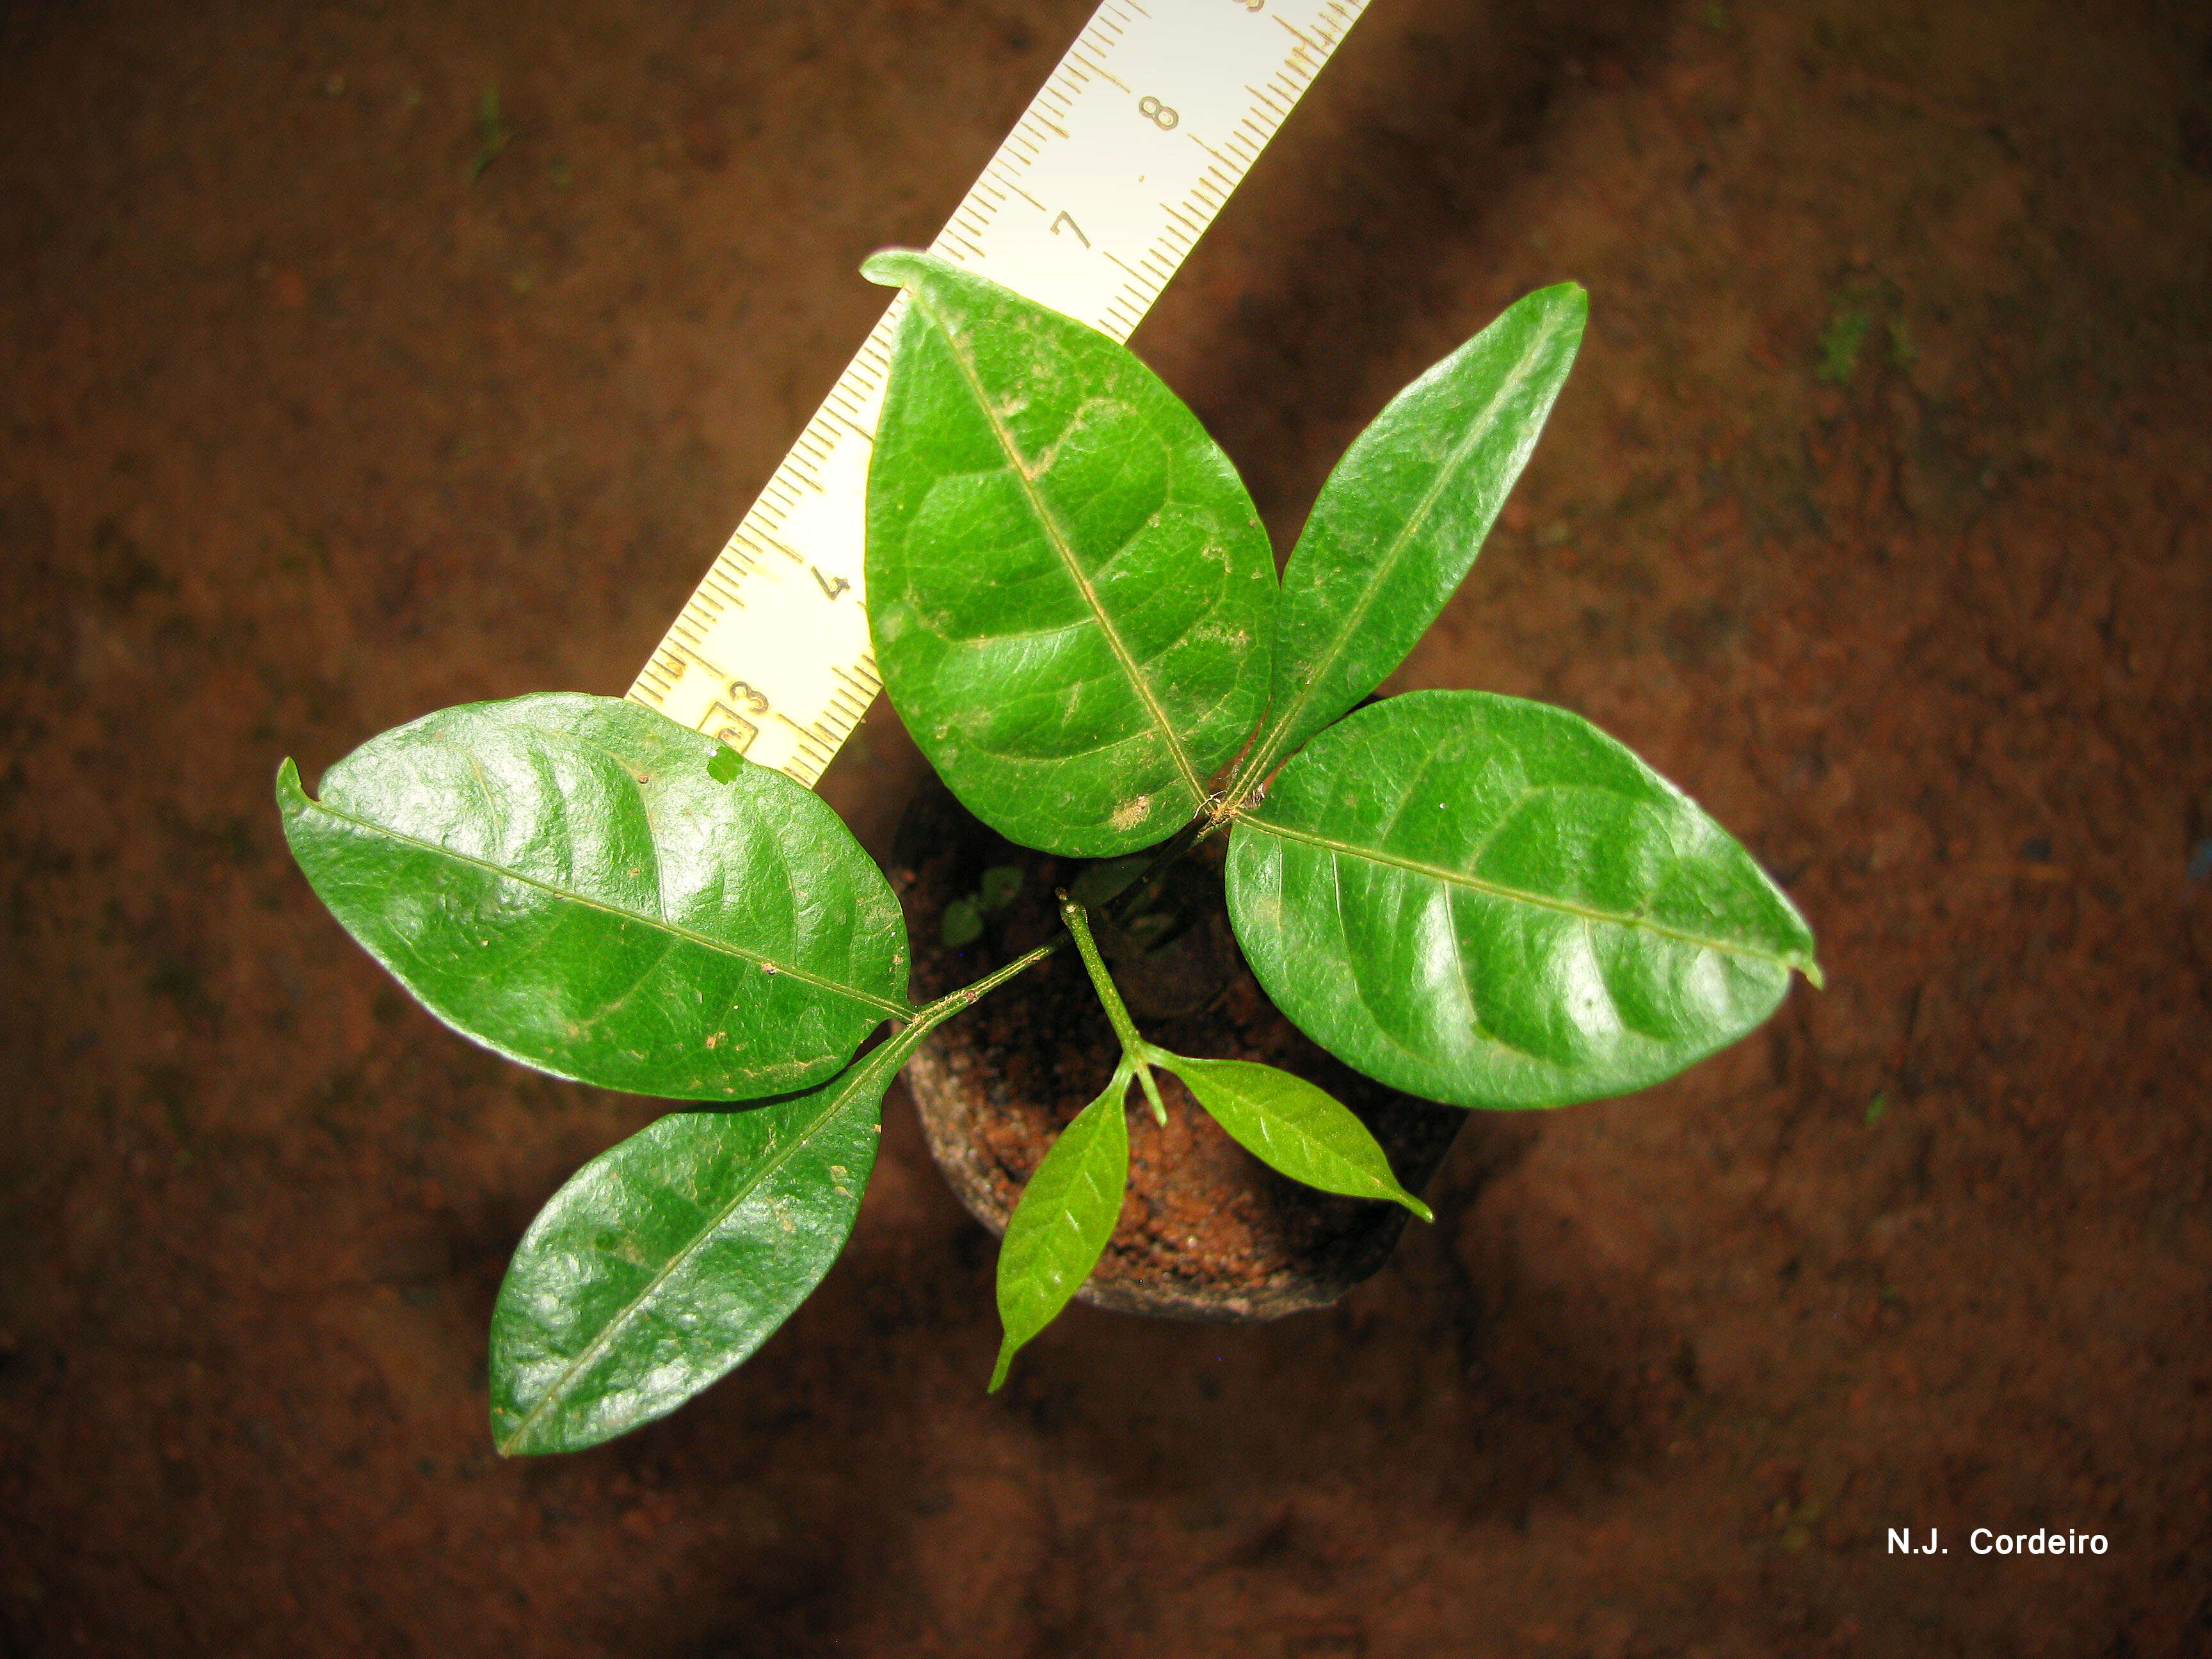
[277,251,1819,1454]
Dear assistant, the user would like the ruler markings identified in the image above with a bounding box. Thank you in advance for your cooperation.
[628,0,1372,783]
[757,532,806,565]
[1074,53,1129,93]
[672,642,730,680]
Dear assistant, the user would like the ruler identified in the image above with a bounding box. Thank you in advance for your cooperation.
[629,0,1372,786]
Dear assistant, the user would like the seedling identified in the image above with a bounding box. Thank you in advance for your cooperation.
[278,251,1818,1454]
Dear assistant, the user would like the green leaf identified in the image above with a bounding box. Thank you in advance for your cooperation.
[862,248,1277,857]
[1150,1052,1433,1220]
[490,1025,924,1454]
[942,897,983,949]
[977,864,1023,912]
[1225,691,1819,1109]
[1237,285,1586,788]
[990,1062,1132,1391]
[277,693,910,1101]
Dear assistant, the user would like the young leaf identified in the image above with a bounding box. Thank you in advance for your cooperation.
[490,1026,924,1455]
[1225,691,1820,1109]
[990,1064,1132,1391]
[862,248,1277,858]
[1151,1052,1433,1221]
[277,693,910,1100]
[977,864,1023,912]
[1236,284,1586,789]
[942,897,984,949]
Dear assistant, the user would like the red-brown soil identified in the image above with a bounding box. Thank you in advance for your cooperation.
[2,0,2208,1655]
[896,777,1476,1322]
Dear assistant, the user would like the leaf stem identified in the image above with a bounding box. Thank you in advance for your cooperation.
[1098,806,1232,931]
[911,936,1063,1032]
[1060,897,1167,1125]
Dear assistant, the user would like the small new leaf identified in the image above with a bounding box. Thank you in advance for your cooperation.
[991,1064,1133,1391]
[978,864,1024,912]
[1150,1052,1433,1220]
[942,897,984,949]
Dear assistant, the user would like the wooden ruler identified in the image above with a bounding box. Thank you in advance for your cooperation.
[629,0,1372,785]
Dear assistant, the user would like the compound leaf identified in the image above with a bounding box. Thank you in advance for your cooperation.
[1226,691,1818,1109]
[1155,1052,1432,1219]
[490,1027,923,1454]
[278,693,910,1101]
[863,248,1276,857]
[1238,284,1585,787]
[990,1064,1132,1391]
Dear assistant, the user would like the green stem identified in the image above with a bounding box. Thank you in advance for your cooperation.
[910,936,1062,1030]
[1061,897,1167,1125]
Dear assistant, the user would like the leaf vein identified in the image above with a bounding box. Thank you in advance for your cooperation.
[1239,812,1802,970]
[907,286,1207,815]
[296,792,910,1018]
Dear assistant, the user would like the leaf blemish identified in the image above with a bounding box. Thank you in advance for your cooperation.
[1110,795,1150,833]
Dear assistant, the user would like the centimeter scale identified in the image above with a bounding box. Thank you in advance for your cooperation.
[629,0,1371,786]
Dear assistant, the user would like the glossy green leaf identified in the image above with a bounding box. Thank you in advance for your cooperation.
[862,248,1277,857]
[490,1025,926,1454]
[277,693,910,1101]
[990,1062,1132,1391]
[1225,691,1820,1109]
[1151,1052,1433,1220]
[1237,285,1587,789]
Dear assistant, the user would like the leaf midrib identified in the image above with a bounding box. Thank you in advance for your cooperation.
[1235,810,1804,971]
[298,790,911,1018]
[497,1029,917,1454]
[1239,300,1567,793]
[907,285,1208,815]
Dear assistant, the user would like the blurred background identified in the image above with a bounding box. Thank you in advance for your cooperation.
[2,0,2208,1653]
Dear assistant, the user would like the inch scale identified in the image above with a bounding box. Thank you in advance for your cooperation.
[630,0,1370,785]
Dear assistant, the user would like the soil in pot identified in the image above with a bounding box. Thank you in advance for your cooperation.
[892,774,1477,1322]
